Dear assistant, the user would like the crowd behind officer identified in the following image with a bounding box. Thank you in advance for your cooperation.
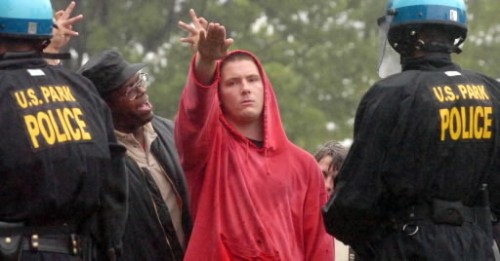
[176,9,334,260]
[78,50,192,261]
[314,140,348,198]
[314,140,354,261]
[0,0,127,260]
[323,0,500,260]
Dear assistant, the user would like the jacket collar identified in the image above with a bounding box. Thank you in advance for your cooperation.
[402,53,461,72]
[0,51,47,70]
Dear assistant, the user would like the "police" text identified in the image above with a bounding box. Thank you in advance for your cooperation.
[12,85,93,150]
[432,83,493,142]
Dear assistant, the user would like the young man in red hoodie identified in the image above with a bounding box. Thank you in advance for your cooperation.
[176,10,334,260]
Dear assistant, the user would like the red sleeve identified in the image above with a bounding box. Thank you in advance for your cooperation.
[303,160,335,260]
[175,55,221,173]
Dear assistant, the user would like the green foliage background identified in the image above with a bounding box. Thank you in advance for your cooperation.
[52,0,500,152]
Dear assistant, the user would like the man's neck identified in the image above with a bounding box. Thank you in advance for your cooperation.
[230,119,263,141]
[115,124,146,145]
[132,126,146,147]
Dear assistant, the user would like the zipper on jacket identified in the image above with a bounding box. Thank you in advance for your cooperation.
[148,184,177,261]
[136,165,178,261]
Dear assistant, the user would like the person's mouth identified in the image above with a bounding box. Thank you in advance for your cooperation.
[241,99,254,106]
[137,101,153,112]
[136,94,153,112]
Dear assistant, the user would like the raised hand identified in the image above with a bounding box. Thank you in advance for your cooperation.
[178,9,209,54]
[179,9,233,84]
[197,22,233,62]
[46,1,83,53]
[179,9,233,61]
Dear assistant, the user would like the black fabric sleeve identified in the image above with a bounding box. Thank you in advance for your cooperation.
[323,84,400,245]
[100,106,128,258]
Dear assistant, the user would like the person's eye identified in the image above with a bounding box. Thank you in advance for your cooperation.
[225,80,236,87]
[131,81,141,90]
[248,76,260,83]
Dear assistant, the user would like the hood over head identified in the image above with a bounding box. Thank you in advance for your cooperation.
[216,50,289,153]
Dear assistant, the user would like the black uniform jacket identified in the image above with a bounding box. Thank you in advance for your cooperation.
[323,53,500,260]
[121,116,192,261]
[0,53,127,252]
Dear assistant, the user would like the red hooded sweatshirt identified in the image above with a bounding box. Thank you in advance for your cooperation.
[175,50,334,260]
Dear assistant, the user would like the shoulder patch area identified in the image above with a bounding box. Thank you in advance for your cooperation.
[27,69,45,76]
[445,71,461,77]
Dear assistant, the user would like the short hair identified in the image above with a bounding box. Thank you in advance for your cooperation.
[220,52,256,71]
[314,140,348,172]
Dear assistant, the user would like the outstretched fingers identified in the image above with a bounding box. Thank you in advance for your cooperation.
[224,38,234,52]
[55,1,83,37]
[207,23,233,50]
[189,9,204,31]
[178,20,197,44]
[47,1,83,53]
[198,23,233,61]
[198,17,209,30]
[178,8,233,59]
[178,9,211,54]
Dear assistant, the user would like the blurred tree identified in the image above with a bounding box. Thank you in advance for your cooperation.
[457,0,500,78]
[52,0,500,152]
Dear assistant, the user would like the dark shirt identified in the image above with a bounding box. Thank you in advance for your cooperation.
[0,53,127,256]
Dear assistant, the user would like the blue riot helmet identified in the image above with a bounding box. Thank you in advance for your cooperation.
[386,0,467,55]
[0,0,53,39]
[377,0,468,77]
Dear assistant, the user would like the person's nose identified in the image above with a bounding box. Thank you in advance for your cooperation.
[325,176,334,195]
[241,80,251,94]
[129,84,148,100]
[136,84,147,94]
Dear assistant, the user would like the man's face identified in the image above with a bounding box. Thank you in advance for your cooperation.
[219,59,264,126]
[318,155,335,197]
[106,73,154,132]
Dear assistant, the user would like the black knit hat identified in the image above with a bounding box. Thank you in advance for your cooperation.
[78,50,146,96]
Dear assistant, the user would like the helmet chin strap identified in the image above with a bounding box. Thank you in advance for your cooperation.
[42,52,71,60]
[415,39,462,54]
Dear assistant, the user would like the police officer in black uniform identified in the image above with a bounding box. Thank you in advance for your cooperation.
[0,0,127,260]
[323,0,500,260]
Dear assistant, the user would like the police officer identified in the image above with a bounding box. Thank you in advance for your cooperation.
[323,0,500,260]
[0,0,127,260]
